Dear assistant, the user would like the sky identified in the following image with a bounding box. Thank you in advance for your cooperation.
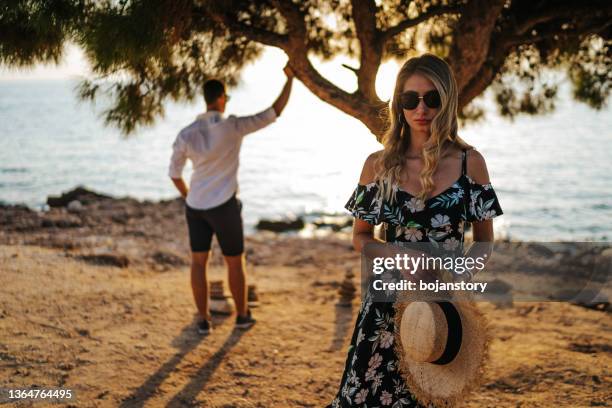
[0,44,91,81]
[0,43,401,103]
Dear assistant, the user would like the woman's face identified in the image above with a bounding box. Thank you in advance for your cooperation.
[400,73,440,133]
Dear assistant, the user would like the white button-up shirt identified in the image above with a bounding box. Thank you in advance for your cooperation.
[168,107,277,210]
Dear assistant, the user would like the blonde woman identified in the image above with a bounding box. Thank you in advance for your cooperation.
[327,54,503,407]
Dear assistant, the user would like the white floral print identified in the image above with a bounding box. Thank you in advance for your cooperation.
[371,372,384,395]
[380,390,393,406]
[368,353,383,370]
[379,330,394,349]
[443,237,460,251]
[404,227,423,242]
[354,388,368,404]
[365,366,378,382]
[481,209,497,220]
[431,213,450,228]
[405,197,425,213]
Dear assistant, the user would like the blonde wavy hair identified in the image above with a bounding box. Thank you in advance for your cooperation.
[376,54,472,203]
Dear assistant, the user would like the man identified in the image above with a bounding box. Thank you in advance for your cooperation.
[169,64,294,334]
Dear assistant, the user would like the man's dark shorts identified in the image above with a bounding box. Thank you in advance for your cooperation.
[185,194,244,256]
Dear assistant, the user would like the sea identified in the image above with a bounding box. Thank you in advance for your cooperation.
[1,63,611,242]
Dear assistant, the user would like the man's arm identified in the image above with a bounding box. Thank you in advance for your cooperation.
[171,178,189,199]
[230,64,294,137]
[272,64,294,117]
[168,133,189,198]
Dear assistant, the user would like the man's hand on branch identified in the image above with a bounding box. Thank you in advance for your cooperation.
[283,63,295,79]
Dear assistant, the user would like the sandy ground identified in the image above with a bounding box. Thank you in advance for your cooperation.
[0,195,610,407]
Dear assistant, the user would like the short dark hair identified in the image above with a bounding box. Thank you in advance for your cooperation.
[203,79,225,105]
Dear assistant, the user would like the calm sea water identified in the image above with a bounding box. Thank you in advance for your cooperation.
[1,77,610,241]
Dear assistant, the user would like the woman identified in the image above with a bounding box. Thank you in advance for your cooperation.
[327,54,503,407]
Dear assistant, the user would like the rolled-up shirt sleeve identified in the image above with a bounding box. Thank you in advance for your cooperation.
[168,133,188,178]
[229,106,277,138]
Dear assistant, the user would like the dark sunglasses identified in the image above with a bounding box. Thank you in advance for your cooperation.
[399,90,441,110]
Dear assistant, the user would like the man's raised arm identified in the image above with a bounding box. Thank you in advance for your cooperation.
[231,63,294,137]
[272,64,294,117]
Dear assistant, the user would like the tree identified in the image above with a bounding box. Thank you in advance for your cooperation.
[1,0,610,137]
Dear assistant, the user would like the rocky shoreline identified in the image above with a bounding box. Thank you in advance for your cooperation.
[1,186,610,309]
[0,186,358,273]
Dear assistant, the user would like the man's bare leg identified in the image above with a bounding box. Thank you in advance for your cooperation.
[191,251,211,320]
[225,253,248,317]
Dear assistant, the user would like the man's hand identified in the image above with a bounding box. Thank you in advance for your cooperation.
[272,64,294,117]
[171,178,189,199]
[283,63,295,79]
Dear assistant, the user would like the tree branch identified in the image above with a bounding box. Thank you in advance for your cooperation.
[201,5,289,48]
[447,0,506,93]
[457,40,510,109]
[341,63,359,74]
[458,9,611,109]
[269,0,306,46]
[512,2,612,36]
[381,5,460,41]
[206,1,386,135]
[351,0,383,101]
[507,19,612,47]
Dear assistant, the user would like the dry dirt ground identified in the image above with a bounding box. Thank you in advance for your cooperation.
[0,196,610,407]
[1,240,610,408]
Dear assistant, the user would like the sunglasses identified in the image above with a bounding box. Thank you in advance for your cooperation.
[399,90,441,110]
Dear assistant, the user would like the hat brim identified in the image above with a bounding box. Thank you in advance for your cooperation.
[393,295,491,408]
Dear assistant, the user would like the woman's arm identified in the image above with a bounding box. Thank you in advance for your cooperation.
[466,149,495,242]
[351,151,382,252]
[462,149,495,279]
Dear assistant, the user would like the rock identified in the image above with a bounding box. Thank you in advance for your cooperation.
[210,280,235,315]
[483,278,513,309]
[599,247,612,259]
[527,243,556,258]
[0,204,41,231]
[248,284,260,308]
[256,217,305,232]
[337,267,357,307]
[313,216,353,232]
[152,250,187,267]
[210,298,235,315]
[77,254,130,268]
[67,200,84,213]
[554,288,610,312]
[486,278,513,294]
[41,213,82,228]
[47,186,112,208]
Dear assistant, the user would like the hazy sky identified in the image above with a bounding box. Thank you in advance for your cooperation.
[0,44,91,80]
[0,43,401,103]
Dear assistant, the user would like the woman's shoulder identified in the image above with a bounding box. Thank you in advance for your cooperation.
[463,147,491,185]
[359,150,384,185]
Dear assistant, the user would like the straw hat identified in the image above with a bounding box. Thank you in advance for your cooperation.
[394,295,490,408]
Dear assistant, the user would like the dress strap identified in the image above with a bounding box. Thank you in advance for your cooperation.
[461,149,467,175]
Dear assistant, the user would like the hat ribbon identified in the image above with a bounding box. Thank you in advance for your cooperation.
[431,301,463,365]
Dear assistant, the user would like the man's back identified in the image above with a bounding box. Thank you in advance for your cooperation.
[168,107,277,210]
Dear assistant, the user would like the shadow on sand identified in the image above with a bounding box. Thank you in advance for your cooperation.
[120,314,247,407]
[328,303,355,351]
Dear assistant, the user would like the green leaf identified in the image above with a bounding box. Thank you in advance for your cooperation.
[355,190,365,205]
[404,221,422,229]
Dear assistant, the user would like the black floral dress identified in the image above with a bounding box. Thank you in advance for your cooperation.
[327,149,503,408]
